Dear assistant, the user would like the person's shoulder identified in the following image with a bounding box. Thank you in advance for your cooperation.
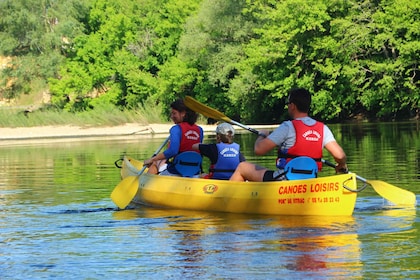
[277,120,293,130]
[187,122,202,130]
[169,124,182,133]
[298,117,317,126]
[323,123,334,134]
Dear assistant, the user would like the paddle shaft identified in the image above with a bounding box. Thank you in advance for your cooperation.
[321,159,366,182]
[139,136,170,175]
[229,119,260,135]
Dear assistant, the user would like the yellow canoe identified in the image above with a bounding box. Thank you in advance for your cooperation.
[119,156,358,216]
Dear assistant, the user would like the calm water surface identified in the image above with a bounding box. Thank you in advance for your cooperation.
[1,122,419,279]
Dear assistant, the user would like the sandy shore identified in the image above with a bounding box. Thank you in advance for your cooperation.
[0,123,185,139]
[0,123,278,145]
[0,123,206,143]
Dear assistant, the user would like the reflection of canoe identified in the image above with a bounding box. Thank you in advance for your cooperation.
[120,156,358,216]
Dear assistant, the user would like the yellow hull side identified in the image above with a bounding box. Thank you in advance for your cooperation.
[122,156,357,216]
[134,172,357,216]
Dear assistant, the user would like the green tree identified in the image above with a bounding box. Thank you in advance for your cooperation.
[160,0,262,121]
[353,0,420,119]
[1,0,418,122]
[0,0,91,100]
[49,0,200,112]
[230,0,419,121]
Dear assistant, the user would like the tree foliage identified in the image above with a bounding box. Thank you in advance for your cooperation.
[0,0,91,99]
[1,0,418,122]
[50,0,200,112]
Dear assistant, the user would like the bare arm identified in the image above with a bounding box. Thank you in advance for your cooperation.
[324,141,348,173]
[191,143,200,151]
[254,130,278,155]
[144,152,167,167]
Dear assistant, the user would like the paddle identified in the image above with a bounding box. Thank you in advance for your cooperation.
[110,136,170,209]
[322,159,416,206]
[184,96,261,135]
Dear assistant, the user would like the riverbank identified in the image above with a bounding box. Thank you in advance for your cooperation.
[0,123,277,145]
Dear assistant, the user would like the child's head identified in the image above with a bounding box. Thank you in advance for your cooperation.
[216,123,235,143]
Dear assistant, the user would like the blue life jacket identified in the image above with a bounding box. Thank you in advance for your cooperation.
[173,151,202,177]
[284,156,318,180]
[210,142,240,180]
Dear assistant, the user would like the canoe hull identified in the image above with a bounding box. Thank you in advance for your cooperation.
[122,156,358,216]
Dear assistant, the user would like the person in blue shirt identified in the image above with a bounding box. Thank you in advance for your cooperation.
[144,99,204,175]
[192,123,245,179]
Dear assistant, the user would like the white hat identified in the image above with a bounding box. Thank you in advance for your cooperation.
[216,123,235,136]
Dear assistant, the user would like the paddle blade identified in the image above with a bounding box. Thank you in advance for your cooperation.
[110,176,139,209]
[368,180,416,206]
[184,96,231,122]
[184,96,261,135]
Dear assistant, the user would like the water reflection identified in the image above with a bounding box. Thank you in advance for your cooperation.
[108,204,417,278]
[331,122,420,192]
[267,216,361,278]
[358,207,416,234]
[111,208,364,278]
[356,207,417,279]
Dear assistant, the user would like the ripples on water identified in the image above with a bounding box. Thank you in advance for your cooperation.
[2,198,417,279]
[1,123,419,279]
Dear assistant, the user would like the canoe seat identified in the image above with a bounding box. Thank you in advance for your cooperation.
[284,156,318,180]
[173,151,202,177]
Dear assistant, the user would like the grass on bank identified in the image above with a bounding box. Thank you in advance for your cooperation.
[0,102,168,128]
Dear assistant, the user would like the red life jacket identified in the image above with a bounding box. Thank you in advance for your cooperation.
[277,119,324,170]
[178,122,202,152]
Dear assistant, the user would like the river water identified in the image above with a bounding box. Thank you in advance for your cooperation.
[1,122,419,279]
